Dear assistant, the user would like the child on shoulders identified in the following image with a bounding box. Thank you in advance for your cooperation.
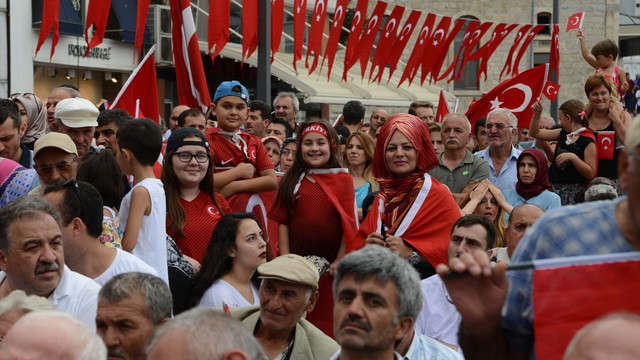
[578,29,628,102]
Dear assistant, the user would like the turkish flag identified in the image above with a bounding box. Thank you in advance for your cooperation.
[543,80,561,101]
[84,0,111,57]
[306,0,329,75]
[511,25,545,76]
[472,23,518,84]
[434,90,451,123]
[533,253,640,360]
[566,12,585,32]
[342,0,370,81]
[596,131,615,160]
[385,9,421,83]
[271,0,285,63]
[438,20,479,82]
[170,0,211,112]
[242,0,259,62]
[500,24,532,81]
[321,0,348,80]
[450,21,493,84]
[35,0,60,59]
[352,1,387,80]
[549,24,560,78]
[110,47,159,123]
[226,191,276,250]
[292,0,307,72]
[135,0,151,59]
[368,5,405,83]
[397,13,436,87]
[421,17,466,85]
[465,63,549,128]
[208,0,230,61]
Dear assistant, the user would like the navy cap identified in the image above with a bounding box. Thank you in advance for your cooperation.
[213,80,250,106]
[166,127,209,154]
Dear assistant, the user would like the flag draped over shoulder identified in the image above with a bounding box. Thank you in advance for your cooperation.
[35,0,61,59]
[84,0,111,57]
[110,47,159,123]
[532,252,640,360]
[170,0,211,113]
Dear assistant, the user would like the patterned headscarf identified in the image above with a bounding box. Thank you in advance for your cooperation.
[515,148,551,200]
[12,94,46,146]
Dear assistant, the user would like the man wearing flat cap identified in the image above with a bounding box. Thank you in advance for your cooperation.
[52,98,99,158]
[229,254,338,359]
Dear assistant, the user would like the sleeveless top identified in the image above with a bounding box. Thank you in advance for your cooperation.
[549,129,594,185]
[595,65,622,102]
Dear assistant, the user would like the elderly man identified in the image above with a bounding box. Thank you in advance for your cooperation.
[2,310,106,360]
[30,132,78,196]
[0,100,31,168]
[95,109,132,154]
[52,97,99,158]
[45,85,82,131]
[273,92,299,131]
[332,246,459,360]
[96,272,172,360]
[147,307,267,360]
[490,204,545,264]
[474,108,522,191]
[0,196,100,330]
[415,215,496,354]
[409,101,435,123]
[429,113,490,202]
[229,254,338,359]
[368,108,388,137]
[164,104,190,140]
[44,181,156,285]
[437,117,640,359]
[247,99,271,139]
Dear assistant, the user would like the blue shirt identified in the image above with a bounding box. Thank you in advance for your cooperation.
[475,145,522,191]
[502,197,635,357]
[503,188,561,216]
[404,331,463,360]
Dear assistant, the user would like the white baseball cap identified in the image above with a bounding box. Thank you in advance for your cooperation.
[54,98,99,128]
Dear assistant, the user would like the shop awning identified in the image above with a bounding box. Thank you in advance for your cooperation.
[111,0,150,44]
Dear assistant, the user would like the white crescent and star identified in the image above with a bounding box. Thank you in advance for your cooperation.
[432,29,445,46]
[351,12,361,31]
[418,25,430,44]
[366,16,379,35]
[496,84,533,112]
[333,6,343,27]
[571,15,580,26]
[399,23,413,41]
[384,18,397,37]
[601,136,612,149]
[546,84,558,96]
[314,0,325,22]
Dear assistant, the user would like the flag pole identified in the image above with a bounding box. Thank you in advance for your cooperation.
[110,45,156,110]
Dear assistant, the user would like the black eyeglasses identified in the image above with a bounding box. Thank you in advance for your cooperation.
[63,179,86,216]
[34,158,77,177]
[174,151,209,163]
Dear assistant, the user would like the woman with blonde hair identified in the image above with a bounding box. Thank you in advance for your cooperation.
[343,132,378,222]
[459,180,509,248]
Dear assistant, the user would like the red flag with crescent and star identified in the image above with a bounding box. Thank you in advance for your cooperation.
[385,9,421,83]
[352,1,387,80]
[423,17,466,85]
[596,131,615,160]
[292,0,307,72]
[434,90,451,123]
[438,19,479,82]
[549,24,560,78]
[500,24,532,81]
[543,80,561,101]
[84,0,111,57]
[466,63,549,128]
[208,0,229,61]
[35,0,60,59]
[342,0,370,80]
[511,24,545,76]
[450,21,493,84]
[306,0,329,75]
[472,23,518,84]
[242,0,259,63]
[368,4,405,83]
[397,13,436,87]
[321,0,348,80]
[566,12,585,32]
[270,0,284,63]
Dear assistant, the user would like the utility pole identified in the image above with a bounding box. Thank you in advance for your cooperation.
[257,0,271,103]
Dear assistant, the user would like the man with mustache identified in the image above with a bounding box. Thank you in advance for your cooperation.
[0,196,100,330]
[96,272,172,360]
[331,246,459,360]
[429,113,490,202]
[474,108,522,191]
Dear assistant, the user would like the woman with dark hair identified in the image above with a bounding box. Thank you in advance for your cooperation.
[161,127,231,268]
[190,212,266,308]
[503,149,561,211]
[343,132,378,222]
[77,150,126,248]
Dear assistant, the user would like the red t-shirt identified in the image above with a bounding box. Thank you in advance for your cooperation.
[205,128,273,172]
[166,191,232,263]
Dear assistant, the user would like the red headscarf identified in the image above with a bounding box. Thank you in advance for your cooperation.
[373,114,439,231]
[515,148,552,200]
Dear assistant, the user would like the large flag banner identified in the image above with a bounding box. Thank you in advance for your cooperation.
[135,0,151,59]
[321,0,349,80]
[306,0,329,75]
[84,0,111,57]
[434,90,451,123]
[466,63,548,128]
[208,0,230,61]
[270,0,285,62]
[566,12,585,32]
[292,0,307,72]
[110,46,159,123]
[35,0,60,59]
[170,0,211,113]
[532,252,640,360]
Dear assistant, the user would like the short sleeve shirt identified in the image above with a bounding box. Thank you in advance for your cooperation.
[429,150,490,193]
[206,129,274,172]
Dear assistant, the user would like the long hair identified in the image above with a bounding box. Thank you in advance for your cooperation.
[161,135,224,238]
[559,99,587,128]
[273,119,342,216]
[189,212,260,307]
[76,151,125,210]
[459,184,507,248]
[343,132,379,192]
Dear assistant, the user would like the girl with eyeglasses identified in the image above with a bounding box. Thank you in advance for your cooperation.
[161,127,231,272]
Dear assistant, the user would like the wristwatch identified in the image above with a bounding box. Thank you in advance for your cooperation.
[409,251,421,265]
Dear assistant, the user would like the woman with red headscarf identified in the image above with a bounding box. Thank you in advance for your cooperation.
[503,149,561,212]
[351,114,460,279]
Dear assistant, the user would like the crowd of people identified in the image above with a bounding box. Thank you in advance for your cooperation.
[0,31,638,360]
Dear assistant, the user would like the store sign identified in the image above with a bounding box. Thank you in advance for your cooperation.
[68,45,111,60]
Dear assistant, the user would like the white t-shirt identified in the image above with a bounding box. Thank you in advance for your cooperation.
[119,178,168,284]
[94,248,159,286]
[197,279,259,308]
[636,89,640,106]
